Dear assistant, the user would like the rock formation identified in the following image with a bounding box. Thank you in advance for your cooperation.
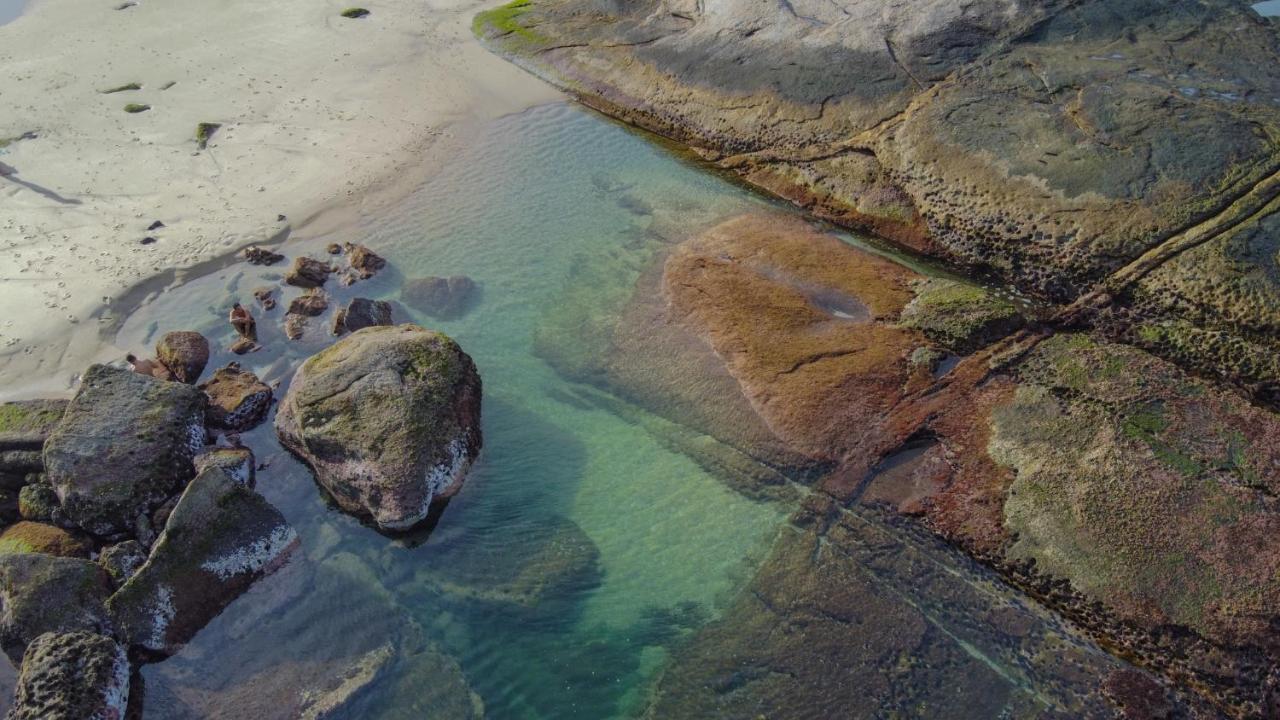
[5,631,130,720]
[331,297,392,335]
[401,276,477,319]
[155,331,209,384]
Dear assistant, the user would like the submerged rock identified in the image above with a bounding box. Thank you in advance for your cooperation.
[401,276,477,320]
[198,364,272,432]
[253,286,277,311]
[43,365,205,536]
[6,631,130,720]
[0,553,113,664]
[155,331,210,384]
[275,324,482,532]
[283,313,308,341]
[107,467,298,658]
[331,297,392,335]
[284,257,332,289]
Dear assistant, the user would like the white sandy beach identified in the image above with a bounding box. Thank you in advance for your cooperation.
[0,0,558,398]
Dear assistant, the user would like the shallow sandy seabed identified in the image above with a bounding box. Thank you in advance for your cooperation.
[0,0,558,398]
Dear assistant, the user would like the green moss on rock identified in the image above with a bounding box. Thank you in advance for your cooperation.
[898,278,1024,354]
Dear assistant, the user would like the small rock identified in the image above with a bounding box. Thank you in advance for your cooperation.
[194,446,255,487]
[18,483,62,524]
[284,313,308,341]
[98,540,147,586]
[0,522,91,558]
[0,554,113,663]
[287,288,329,317]
[146,220,165,231]
[275,324,482,532]
[401,276,478,320]
[107,467,298,658]
[331,297,392,335]
[6,631,130,720]
[253,286,277,311]
[229,337,259,355]
[199,364,273,432]
[155,330,210,384]
[140,237,157,245]
[242,246,284,266]
[284,257,332,289]
[337,242,386,286]
[44,365,206,536]
[326,243,342,255]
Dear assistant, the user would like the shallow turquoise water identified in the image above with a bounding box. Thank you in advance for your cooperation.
[110,102,1135,718]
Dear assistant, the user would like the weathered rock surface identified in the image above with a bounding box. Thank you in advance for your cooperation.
[284,257,332,289]
[477,0,1280,403]
[16,484,61,525]
[43,365,205,536]
[0,554,113,664]
[155,331,210,384]
[98,541,146,587]
[6,631,129,720]
[401,276,477,320]
[253,286,277,311]
[0,523,90,559]
[198,364,272,432]
[107,467,297,658]
[283,313,308,341]
[331,297,392,336]
[275,324,482,532]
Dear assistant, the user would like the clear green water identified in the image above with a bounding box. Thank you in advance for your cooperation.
[109,103,1132,718]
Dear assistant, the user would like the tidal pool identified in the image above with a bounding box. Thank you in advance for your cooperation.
[108,102,1134,718]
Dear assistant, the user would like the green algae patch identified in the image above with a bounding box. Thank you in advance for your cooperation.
[898,278,1024,354]
[340,7,370,18]
[0,401,64,435]
[123,103,151,114]
[990,333,1280,643]
[100,83,141,94]
[473,0,543,43]
[195,122,221,150]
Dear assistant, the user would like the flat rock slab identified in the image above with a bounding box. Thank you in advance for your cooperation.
[275,324,483,533]
[198,364,272,433]
[6,631,130,720]
[43,365,206,536]
[0,400,67,451]
[107,467,298,658]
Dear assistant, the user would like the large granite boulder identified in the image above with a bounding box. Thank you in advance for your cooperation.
[107,467,297,658]
[198,364,272,432]
[155,331,210,384]
[5,631,130,720]
[43,365,205,536]
[275,324,482,532]
[0,554,113,664]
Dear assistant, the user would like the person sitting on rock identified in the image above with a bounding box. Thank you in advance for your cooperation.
[229,303,257,341]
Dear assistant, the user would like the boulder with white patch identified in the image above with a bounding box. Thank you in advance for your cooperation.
[275,324,482,533]
[43,364,206,536]
[198,363,272,432]
[6,631,130,720]
[193,446,255,487]
[106,467,298,658]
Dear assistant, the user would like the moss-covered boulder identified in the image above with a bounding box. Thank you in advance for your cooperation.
[0,553,113,663]
[43,364,205,536]
[156,331,210,384]
[275,324,482,532]
[107,467,297,658]
[0,401,67,451]
[0,522,91,558]
[98,540,146,587]
[198,364,272,432]
[6,631,130,720]
[193,446,255,487]
[17,483,61,524]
